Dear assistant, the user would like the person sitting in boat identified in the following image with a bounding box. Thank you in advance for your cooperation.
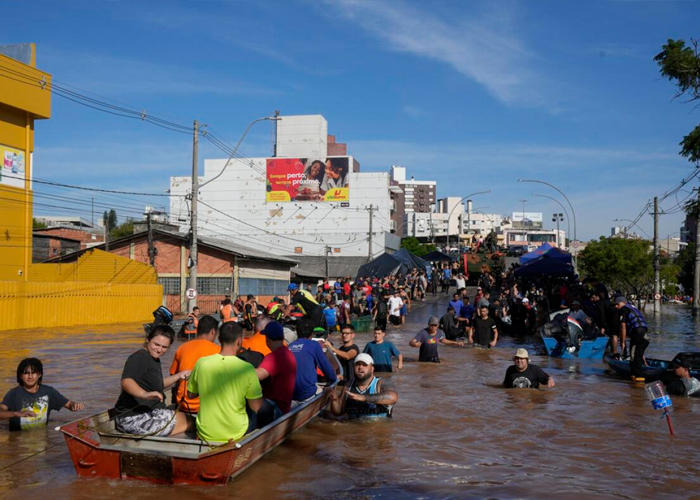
[503,348,555,389]
[114,325,193,437]
[329,354,398,419]
[666,359,700,397]
[255,321,297,427]
[568,301,592,327]
[1,358,84,431]
[169,315,220,414]
[289,320,337,407]
[187,322,264,442]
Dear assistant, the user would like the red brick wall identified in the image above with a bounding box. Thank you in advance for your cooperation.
[36,228,104,249]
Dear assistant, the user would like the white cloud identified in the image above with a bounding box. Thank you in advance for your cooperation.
[330,0,552,108]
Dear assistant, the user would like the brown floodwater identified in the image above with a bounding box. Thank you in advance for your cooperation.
[1,295,700,500]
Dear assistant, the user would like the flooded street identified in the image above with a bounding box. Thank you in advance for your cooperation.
[2,296,700,500]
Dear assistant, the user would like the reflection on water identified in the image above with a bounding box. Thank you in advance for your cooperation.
[1,303,700,499]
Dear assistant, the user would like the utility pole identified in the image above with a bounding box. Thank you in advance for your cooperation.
[694,188,700,316]
[146,211,156,267]
[325,245,330,280]
[188,120,199,313]
[91,198,94,227]
[653,197,661,315]
[368,204,374,261]
[103,211,109,252]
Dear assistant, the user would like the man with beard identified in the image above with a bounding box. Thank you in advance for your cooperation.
[329,354,398,419]
[503,348,555,389]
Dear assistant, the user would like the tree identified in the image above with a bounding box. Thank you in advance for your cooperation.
[400,237,435,257]
[580,237,657,307]
[102,209,118,232]
[110,219,135,239]
[655,38,700,163]
[675,242,695,294]
[32,218,47,230]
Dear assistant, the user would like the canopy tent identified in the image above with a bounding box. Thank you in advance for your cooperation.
[423,250,455,262]
[520,243,572,265]
[514,253,575,279]
[356,249,429,278]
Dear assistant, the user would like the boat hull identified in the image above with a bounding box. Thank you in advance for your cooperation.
[542,336,609,359]
[60,388,333,485]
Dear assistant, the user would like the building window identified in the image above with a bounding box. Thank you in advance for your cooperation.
[158,277,181,295]
[196,277,232,295]
[238,278,289,296]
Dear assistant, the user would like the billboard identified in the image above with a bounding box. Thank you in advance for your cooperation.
[266,157,350,202]
[1,143,26,189]
[512,212,543,223]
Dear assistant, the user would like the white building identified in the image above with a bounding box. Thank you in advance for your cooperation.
[169,115,398,259]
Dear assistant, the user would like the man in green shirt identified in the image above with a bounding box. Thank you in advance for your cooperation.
[188,322,263,442]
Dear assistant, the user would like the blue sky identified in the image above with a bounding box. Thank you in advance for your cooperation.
[4,0,700,241]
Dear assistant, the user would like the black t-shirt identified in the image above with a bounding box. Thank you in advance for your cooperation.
[291,291,320,316]
[473,316,497,346]
[115,349,166,416]
[503,364,550,389]
[1,385,68,431]
[338,343,359,383]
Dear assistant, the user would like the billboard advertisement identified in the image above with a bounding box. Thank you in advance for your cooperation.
[512,212,543,223]
[1,143,26,189]
[266,157,350,202]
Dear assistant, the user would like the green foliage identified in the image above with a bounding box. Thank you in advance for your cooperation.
[103,209,118,232]
[675,242,695,295]
[655,39,700,163]
[580,237,678,304]
[110,219,135,240]
[32,218,47,230]
[401,237,435,257]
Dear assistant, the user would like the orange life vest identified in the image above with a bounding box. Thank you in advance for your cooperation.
[221,304,236,323]
[184,313,198,334]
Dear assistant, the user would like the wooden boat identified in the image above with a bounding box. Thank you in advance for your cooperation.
[59,352,341,485]
[605,352,700,382]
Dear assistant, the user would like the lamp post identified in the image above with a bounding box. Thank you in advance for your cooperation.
[518,179,577,243]
[552,213,563,247]
[446,190,490,251]
[533,193,570,246]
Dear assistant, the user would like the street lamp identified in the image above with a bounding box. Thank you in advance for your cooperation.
[446,190,490,251]
[552,213,563,247]
[533,193,570,246]
[518,178,578,265]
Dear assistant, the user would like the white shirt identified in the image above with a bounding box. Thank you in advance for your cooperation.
[455,277,466,289]
[388,296,403,316]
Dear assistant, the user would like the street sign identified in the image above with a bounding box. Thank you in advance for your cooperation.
[185,288,197,300]
[654,293,661,301]
[571,240,580,249]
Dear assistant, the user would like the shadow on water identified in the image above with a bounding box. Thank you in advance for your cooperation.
[1,302,700,499]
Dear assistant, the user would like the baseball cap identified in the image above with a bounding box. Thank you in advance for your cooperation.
[670,358,692,370]
[521,297,529,304]
[614,296,628,305]
[571,300,581,306]
[354,353,374,365]
[261,321,285,340]
[514,348,530,359]
[428,316,440,325]
[287,283,299,291]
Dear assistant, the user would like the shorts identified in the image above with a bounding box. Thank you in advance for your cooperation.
[115,408,177,437]
[400,305,407,316]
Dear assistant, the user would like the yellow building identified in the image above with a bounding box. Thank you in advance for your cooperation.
[0,44,161,331]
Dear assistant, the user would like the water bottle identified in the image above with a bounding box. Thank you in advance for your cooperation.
[644,380,673,411]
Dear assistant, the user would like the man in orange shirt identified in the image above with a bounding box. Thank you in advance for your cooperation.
[169,315,220,413]
[241,315,272,357]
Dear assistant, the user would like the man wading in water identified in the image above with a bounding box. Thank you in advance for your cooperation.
[503,348,555,389]
[329,354,398,419]
[409,316,464,363]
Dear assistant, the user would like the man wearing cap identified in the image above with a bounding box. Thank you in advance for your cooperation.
[288,320,337,405]
[329,354,399,419]
[255,321,297,427]
[287,283,324,329]
[409,317,464,363]
[503,349,555,389]
[666,359,700,397]
[568,301,592,327]
[615,296,649,378]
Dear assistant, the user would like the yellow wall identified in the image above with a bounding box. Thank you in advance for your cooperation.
[0,250,162,331]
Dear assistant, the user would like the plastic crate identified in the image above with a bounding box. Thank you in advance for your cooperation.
[351,316,374,333]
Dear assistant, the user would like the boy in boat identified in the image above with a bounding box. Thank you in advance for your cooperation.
[329,354,398,419]
[0,358,84,431]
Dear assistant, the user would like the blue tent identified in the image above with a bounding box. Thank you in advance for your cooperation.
[520,243,572,265]
[515,253,575,278]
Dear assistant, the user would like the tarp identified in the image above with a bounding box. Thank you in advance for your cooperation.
[514,253,575,278]
[423,250,455,262]
[356,249,429,278]
[520,243,572,265]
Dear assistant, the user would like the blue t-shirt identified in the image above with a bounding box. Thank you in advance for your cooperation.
[443,269,452,280]
[449,300,464,314]
[363,341,400,372]
[459,304,475,321]
[323,307,338,328]
[288,338,337,401]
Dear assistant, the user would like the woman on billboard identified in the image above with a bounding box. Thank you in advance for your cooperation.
[320,158,349,194]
